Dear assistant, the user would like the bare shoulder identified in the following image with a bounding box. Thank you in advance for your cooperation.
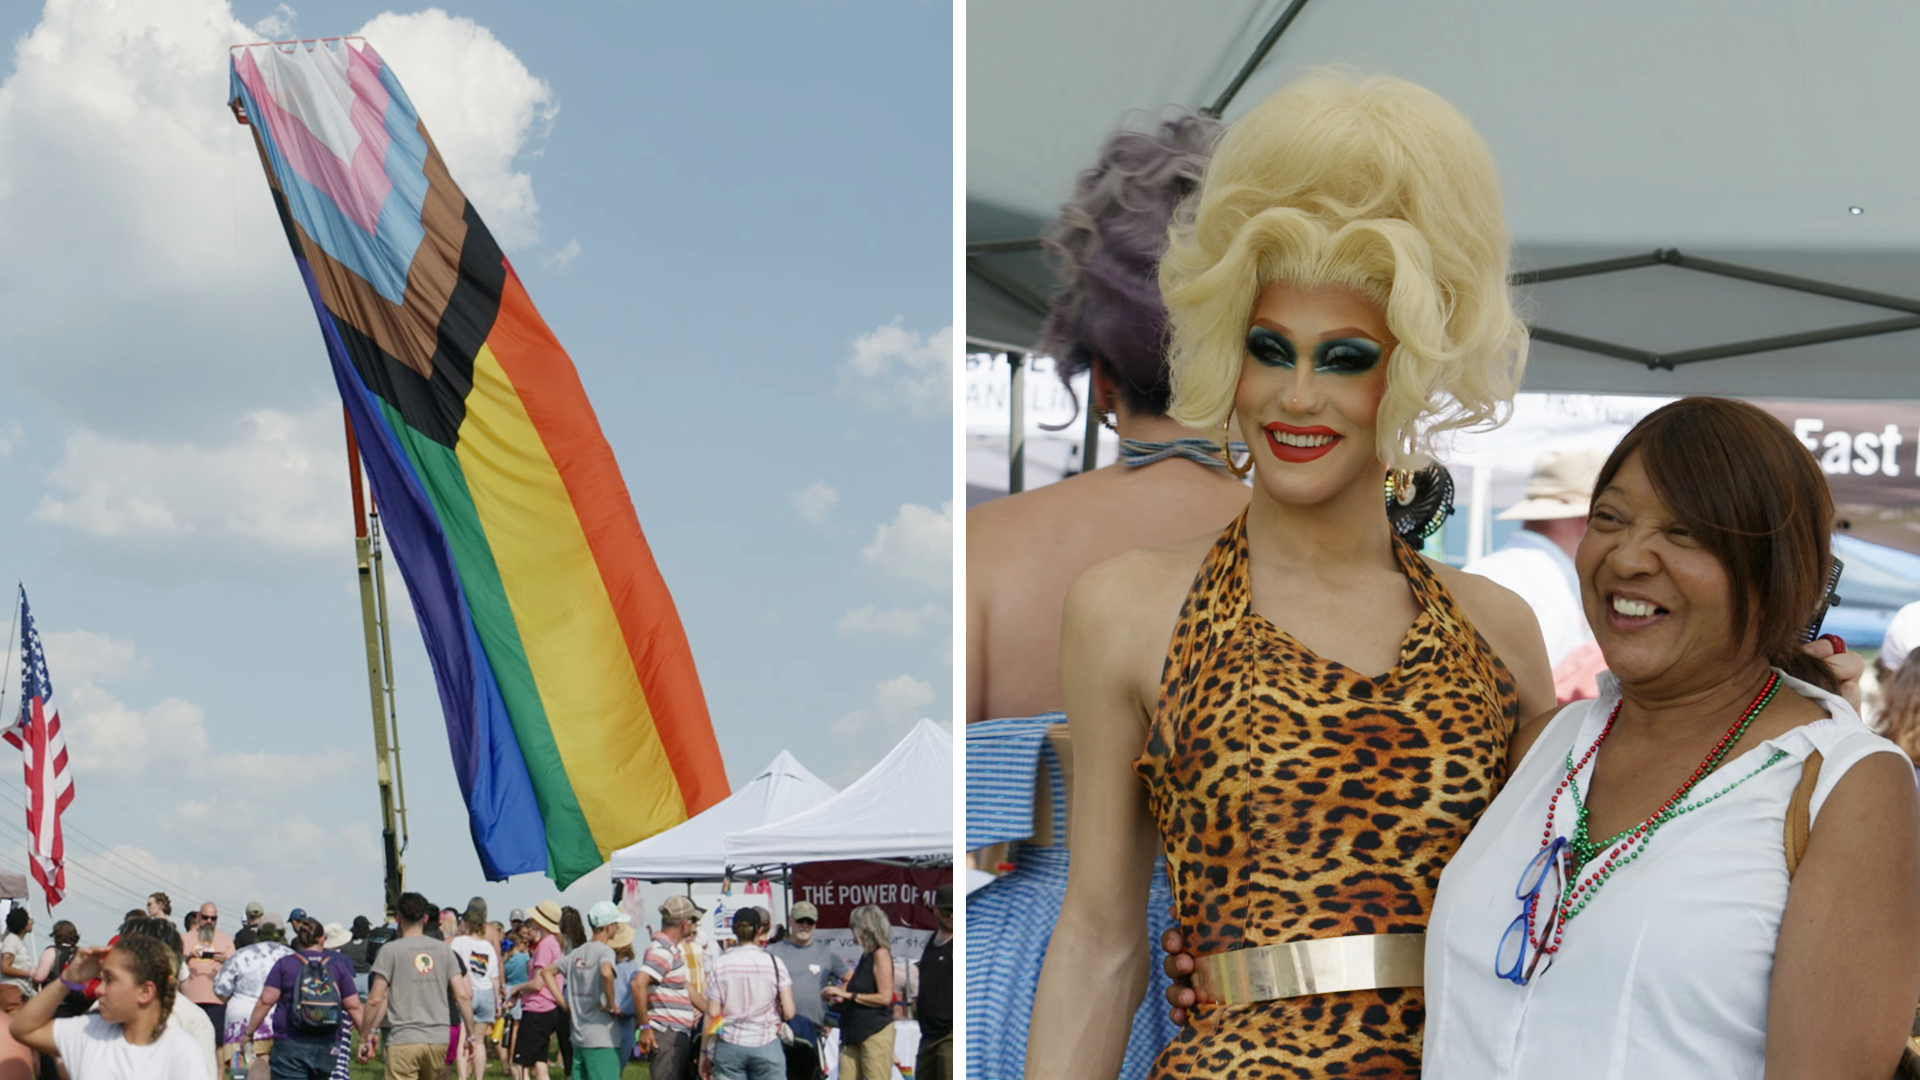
[1428,558,1538,640]
[1820,750,1920,818]
[1425,556,1556,717]
[1067,534,1213,624]
[1061,532,1216,689]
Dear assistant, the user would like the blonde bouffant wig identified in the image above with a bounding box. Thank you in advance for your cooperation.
[1160,70,1527,470]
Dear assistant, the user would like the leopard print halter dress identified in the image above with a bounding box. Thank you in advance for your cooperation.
[1134,510,1520,1078]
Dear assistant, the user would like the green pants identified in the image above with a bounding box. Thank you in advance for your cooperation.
[569,1046,621,1080]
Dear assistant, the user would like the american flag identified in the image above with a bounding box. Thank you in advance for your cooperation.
[7,589,71,908]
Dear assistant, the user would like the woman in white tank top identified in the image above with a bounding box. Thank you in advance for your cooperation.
[1425,398,1920,1078]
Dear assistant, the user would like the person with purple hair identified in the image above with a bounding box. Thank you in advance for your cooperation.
[964,108,1250,1080]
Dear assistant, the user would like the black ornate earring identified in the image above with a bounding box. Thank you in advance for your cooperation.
[1384,465,1455,541]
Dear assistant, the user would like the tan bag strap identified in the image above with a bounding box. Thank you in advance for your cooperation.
[1784,750,1824,879]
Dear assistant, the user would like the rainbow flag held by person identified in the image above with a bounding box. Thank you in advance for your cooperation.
[229,38,727,886]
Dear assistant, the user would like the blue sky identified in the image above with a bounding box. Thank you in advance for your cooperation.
[0,0,951,939]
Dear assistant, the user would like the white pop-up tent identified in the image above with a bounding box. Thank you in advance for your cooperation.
[724,719,952,868]
[606,751,837,882]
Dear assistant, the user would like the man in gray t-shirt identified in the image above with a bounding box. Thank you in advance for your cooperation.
[359,892,480,1080]
[767,903,851,1027]
[562,900,632,1080]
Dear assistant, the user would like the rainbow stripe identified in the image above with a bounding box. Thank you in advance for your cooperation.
[229,39,727,885]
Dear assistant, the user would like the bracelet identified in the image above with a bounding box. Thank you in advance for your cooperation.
[59,978,84,993]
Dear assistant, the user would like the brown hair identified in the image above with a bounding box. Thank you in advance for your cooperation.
[112,935,177,1038]
[291,917,326,951]
[1878,659,1920,765]
[1595,397,1836,693]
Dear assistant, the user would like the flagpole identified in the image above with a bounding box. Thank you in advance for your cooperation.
[0,586,19,732]
[343,410,406,915]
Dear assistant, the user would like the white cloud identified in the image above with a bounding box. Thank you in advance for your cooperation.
[356,9,556,250]
[861,502,952,593]
[33,402,349,560]
[837,603,946,638]
[544,239,582,271]
[0,0,554,441]
[0,423,20,464]
[791,480,839,525]
[832,674,934,737]
[251,3,295,39]
[40,631,149,687]
[840,320,953,420]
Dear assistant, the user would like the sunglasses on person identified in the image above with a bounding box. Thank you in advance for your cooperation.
[1495,836,1568,986]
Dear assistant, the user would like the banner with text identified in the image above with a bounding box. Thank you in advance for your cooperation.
[791,861,949,932]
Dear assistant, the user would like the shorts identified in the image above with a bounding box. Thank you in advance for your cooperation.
[387,1042,446,1080]
[470,990,496,1024]
[649,1027,695,1080]
[513,1008,564,1067]
[569,1046,620,1080]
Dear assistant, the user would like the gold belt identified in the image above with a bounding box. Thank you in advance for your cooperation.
[1190,933,1426,1006]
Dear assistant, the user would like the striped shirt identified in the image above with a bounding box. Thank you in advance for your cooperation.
[707,944,790,1048]
[639,934,698,1033]
[966,714,1060,850]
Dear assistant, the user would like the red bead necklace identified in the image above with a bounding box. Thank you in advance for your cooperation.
[1530,669,1782,961]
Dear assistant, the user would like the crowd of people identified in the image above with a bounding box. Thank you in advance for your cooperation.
[0,885,952,1080]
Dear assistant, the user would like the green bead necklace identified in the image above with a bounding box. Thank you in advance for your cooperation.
[1563,672,1781,870]
[1525,671,1785,964]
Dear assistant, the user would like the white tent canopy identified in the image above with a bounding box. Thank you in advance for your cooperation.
[606,750,837,882]
[724,719,952,867]
[968,0,1920,400]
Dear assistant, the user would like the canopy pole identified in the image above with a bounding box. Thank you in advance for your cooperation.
[1206,0,1315,117]
[1008,351,1027,494]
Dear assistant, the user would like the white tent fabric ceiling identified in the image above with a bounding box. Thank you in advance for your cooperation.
[968,0,1920,399]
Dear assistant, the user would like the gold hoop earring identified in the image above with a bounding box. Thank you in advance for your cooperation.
[1222,417,1252,479]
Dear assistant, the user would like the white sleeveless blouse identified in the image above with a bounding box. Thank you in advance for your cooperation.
[1424,669,1906,1080]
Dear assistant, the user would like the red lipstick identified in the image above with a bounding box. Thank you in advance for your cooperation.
[1263,422,1341,463]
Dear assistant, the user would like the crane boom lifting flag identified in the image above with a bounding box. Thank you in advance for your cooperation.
[229,38,728,886]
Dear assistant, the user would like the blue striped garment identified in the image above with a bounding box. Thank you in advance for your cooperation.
[966,715,1179,1079]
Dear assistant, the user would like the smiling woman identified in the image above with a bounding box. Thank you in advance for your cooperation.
[1423,397,1920,1080]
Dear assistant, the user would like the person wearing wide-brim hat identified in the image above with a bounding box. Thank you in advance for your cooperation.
[1463,446,1611,703]
[508,902,568,1080]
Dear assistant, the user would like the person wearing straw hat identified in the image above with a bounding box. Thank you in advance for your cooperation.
[1464,447,1611,703]
[508,903,566,1080]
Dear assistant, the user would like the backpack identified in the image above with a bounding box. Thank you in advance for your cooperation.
[290,953,343,1033]
[364,926,397,971]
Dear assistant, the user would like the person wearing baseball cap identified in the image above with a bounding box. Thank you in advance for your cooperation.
[556,902,629,1080]
[703,907,793,1080]
[635,896,705,1080]
[234,901,267,949]
[767,901,849,1080]
[1463,446,1610,702]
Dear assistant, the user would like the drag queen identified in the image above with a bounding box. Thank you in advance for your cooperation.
[1025,72,1555,1079]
